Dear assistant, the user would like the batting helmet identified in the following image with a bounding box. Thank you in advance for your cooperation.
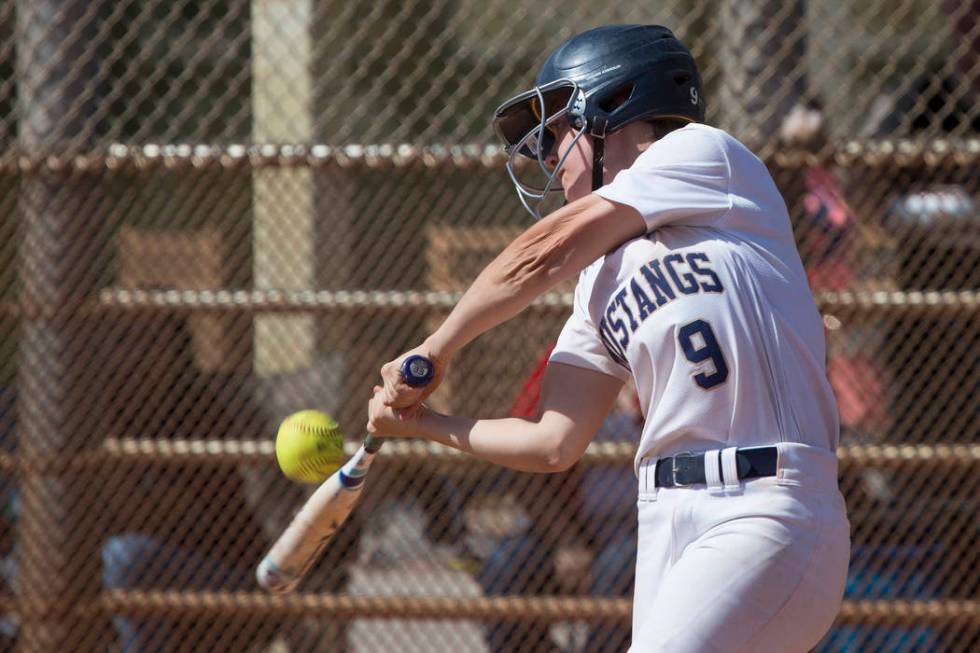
[493,25,705,218]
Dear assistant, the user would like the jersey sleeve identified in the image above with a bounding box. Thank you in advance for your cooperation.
[594,126,732,232]
[549,274,631,383]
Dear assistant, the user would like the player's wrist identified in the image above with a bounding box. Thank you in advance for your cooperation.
[414,404,435,436]
[421,334,456,367]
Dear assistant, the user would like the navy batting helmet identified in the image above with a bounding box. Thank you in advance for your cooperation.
[493,25,704,218]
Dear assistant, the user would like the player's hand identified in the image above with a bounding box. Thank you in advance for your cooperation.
[367,386,424,438]
[379,343,447,416]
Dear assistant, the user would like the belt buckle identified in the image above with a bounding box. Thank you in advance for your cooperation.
[671,451,698,487]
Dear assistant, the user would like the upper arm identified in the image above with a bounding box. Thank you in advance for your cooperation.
[537,361,624,470]
[504,193,645,287]
[556,193,647,263]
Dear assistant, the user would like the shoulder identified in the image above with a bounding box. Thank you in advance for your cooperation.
[634,123,734,169]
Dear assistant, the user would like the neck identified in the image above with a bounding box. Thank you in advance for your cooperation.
[601,135,653,182]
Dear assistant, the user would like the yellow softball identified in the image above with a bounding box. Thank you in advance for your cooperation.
[275,410,345,483]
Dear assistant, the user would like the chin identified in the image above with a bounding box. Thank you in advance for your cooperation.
[562,179,590,203]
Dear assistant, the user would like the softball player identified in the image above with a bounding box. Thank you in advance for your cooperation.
[369,24,850,652]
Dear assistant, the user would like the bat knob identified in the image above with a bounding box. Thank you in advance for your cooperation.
[400,355,435,387]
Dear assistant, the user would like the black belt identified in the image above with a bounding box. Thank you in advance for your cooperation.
[654,446,778,488]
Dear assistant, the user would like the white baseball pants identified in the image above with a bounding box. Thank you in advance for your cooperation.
[629,443,850,653]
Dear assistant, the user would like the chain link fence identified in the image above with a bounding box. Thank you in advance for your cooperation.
[0,0,976,651]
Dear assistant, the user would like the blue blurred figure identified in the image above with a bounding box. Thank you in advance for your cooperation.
[818,545,942,652]
[0,380,266,653]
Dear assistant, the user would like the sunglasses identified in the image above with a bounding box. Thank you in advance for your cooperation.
[493,81,577,158]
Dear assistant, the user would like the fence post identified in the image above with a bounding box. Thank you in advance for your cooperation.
[252,0,317,376]
[16,1,106,650]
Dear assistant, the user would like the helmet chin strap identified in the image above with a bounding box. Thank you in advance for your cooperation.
[590,116,608,191]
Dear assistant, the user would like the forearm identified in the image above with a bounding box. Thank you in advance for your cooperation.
[416,408,566,473]
[425,257,555,358]
[426,195,642,358]
[425,223,572,357]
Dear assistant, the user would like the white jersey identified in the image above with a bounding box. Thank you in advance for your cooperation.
[549,123,839,471]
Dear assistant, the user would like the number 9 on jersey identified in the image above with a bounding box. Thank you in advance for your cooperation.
[678,320,728,389]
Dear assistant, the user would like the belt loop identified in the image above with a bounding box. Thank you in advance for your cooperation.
[638,458,658,502]
[704,449,723,489]
[721,447,740,489]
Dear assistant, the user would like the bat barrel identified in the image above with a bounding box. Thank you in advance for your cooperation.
[256,555,301,594]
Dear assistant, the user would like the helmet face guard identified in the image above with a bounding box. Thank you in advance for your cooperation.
[493,79,588,219]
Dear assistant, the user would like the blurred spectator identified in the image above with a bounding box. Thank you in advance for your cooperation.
[799,162,855,290]
[779,100,858,291]
[101,532,253,652]
[870,73,980,137]
[858,23,980,443]
[777,100,894,446]
[818,544,943,652]
[101,340,364,652]
[477,346,640,653]
[95,313,270,652]
[945,0,980,111]
[0,386,16,650]
[574,389,640,653]
[778,101,893,440]
[826,341,890,438]
[781,59,975,652]
[0,317,283,653]
[865,1,979,141]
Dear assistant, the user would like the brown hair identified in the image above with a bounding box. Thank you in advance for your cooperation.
[605,85,690,142]
[647,117,690,141]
